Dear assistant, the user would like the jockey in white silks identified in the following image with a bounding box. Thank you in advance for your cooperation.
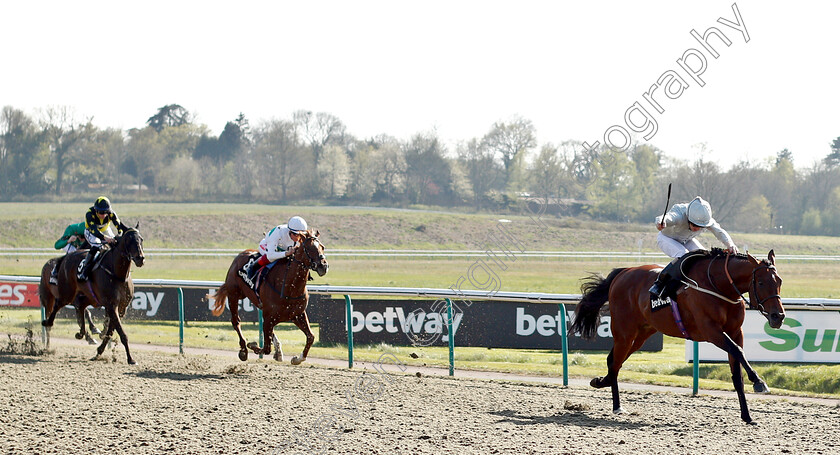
[649,196,739,299]
[245,216,308,281]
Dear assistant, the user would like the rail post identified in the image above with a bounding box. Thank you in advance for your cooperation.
[40,305,46,346]
[345,295,354,368]
[446,298,454,376]
[258,309,264,360]
[178,287,184,355]
[692,340,699,395]
[559,303,569,386]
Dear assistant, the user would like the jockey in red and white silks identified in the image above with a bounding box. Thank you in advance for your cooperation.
[246,216,308,281]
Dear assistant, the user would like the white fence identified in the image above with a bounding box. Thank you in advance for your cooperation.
[2,248,840,261]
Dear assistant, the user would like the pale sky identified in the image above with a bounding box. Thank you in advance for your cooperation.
[2,0,838,170]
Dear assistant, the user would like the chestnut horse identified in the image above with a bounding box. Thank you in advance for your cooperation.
[42,226,145,364]
[212,230,328,364]
[39,257,103,345]
[570,249,784,424]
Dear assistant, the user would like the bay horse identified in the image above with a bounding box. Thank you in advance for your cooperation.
[570,249,784,424]
[212,230,328,364]
[39,257,103,345]
[42,226,145,364]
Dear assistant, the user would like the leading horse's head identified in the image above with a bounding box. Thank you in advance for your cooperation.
[117,223,145,268]
[299,229,328,277]
[747,250,784,328]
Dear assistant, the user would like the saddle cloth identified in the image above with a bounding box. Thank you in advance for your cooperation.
[237,253,280,293]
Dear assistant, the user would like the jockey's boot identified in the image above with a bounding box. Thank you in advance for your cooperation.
[246,255,271,282]
[77,247,98,282]
[49,264,59,285]
[649,257,682,300]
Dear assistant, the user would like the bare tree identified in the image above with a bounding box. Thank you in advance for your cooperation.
[481,116,537,186]
[40,106,94,195]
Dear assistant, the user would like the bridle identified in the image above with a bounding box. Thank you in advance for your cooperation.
[716,252,780,317]
[291,235,324,272]
[117,230,144,263]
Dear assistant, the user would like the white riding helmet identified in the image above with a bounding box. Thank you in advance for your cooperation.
[686,197,714,227]
[287,216,308,234]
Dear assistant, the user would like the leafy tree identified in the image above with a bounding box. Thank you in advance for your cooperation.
[0,106,48,197]
[587,147,638,220]
[825,137,840,167]
[146,104,191,132]
[403,132,451,205]
[317,144,350,198]
[529,143,563,199]
[457,138,504,208]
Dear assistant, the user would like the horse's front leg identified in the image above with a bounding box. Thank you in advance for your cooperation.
[108,305,135,365]
[290,312,315,366]
[723,331,768,393]
[710,331,759,424]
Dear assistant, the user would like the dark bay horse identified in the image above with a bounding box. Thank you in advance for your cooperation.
[212,230,328,364]
[39,258,103,345]
[570,249,784,424]
[42,226,145,364]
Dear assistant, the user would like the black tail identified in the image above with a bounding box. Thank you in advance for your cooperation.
[569,268,627,339]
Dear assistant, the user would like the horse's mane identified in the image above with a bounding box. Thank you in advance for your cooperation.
[707,247,750,260]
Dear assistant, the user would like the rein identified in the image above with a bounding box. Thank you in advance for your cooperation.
[682,252,779,317]
[263,236,320,301]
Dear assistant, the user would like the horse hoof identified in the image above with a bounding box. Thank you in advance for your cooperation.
[128,359,137,365]
[75,332,84,340]
[613,407,625,415]
[753,382,770,394]
[246,341,260,354]
[274,351,284,362]
[590,377,610,388]
[86,338,97,345]
[290,356,304,365]
[238,350,248,362]
[91,328,102,335]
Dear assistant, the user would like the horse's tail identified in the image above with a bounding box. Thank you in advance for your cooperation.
[211,283,230,317]
[570,267,627,339]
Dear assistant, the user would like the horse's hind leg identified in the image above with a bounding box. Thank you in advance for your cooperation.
[272,333,283,362]
[228,296,249,361]
[85,304,101,335]
[290,312,315,365]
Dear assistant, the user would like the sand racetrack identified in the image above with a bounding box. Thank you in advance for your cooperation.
[1,344,838,455]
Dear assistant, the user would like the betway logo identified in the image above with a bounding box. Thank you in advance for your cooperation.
[131,292,165,317]
[516,307,612,338]
[351,308,463,342]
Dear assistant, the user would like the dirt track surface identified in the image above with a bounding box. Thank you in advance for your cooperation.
[1,345,838,455]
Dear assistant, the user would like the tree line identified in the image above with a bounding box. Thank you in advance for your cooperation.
[2,104,840,236]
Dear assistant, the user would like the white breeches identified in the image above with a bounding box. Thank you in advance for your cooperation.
[657,232,704,259]
[85,226,114,247]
